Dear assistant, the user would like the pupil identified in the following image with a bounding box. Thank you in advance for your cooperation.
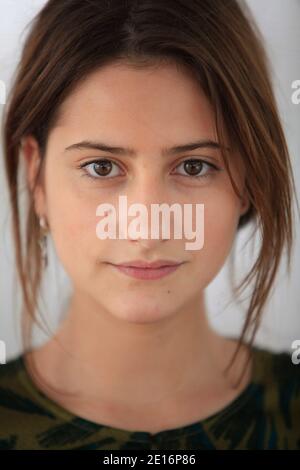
[95,161,112,176]
[184,160,202,175]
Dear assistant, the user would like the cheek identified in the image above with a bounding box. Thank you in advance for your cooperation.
[206,196,239,249]
[192,193,240,286]
[45,179,101,276]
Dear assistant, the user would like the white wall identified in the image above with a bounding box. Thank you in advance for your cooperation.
[0,0,299,361]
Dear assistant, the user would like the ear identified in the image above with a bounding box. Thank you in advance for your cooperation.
[21,135,46,217]
[239,186,250,217]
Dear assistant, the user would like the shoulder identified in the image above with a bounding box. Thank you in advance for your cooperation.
[0,354,57,450]
[253,346,300,385]
[0,354,24,390]
[251,346,300,448]
[0,353,57,413]
[220,342,300,449]
[0,355,26,449]
[267,347,300,408]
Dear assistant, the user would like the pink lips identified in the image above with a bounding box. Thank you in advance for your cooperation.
[106,259,184,280]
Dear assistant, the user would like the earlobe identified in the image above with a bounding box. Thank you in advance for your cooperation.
[240,190,250,217]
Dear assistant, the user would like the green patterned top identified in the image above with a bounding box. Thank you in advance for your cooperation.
[0,346,299,450]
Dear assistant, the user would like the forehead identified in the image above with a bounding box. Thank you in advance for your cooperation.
[53,61,218,143]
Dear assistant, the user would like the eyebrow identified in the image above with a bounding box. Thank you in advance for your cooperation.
[64,139,229,156]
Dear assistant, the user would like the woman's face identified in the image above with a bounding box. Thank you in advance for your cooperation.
[25,60,249,323]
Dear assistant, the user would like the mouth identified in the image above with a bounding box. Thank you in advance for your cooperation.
[106,261,185,280]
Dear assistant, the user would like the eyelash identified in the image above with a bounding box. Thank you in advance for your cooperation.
[77,158,220,181]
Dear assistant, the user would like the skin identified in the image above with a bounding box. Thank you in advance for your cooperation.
[22,60,251,434]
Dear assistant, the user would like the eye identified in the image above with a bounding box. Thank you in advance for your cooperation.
[78,157,220,181]
[173,158,219,179]
[79,159,122,179]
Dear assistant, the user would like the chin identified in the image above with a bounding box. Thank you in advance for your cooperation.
[109,300,173,324]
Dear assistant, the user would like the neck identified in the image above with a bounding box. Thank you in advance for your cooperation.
[34,290,240,408]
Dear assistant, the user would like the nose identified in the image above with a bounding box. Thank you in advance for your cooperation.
[118,174,174,249]
[128,218,169,251]
[130,235,168,250]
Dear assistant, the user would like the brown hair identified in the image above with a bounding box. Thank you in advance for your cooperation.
[1,0,298,389]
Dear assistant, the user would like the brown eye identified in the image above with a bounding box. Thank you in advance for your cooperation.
[174,159,218,178]
[183,160,203,176]
[93,160,112,176]
[80,159,122,179]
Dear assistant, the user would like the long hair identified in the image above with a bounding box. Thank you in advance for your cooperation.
[1,0,298,390]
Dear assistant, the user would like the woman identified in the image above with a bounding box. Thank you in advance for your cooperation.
[0,0,299,450]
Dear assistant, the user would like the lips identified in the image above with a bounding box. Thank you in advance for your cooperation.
[105,259,185,281]
[112,259,183,269]
[108,262,183,280]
